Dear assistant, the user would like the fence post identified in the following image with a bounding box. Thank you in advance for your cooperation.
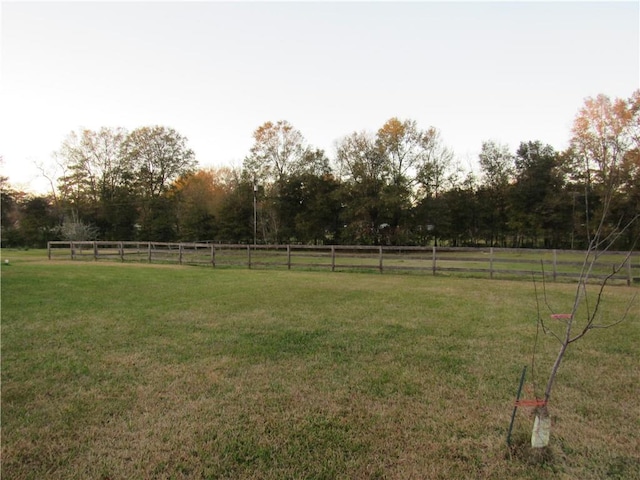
[179,244,183,265]
[119,242,124,262]
[553,249,558,282]
[248,245,252,269]
[71,242,76,260]
[489,247,494,279]
[211,244,216,268]
[331,246,336,272]
[93,241,98,261]
[432,245,437,275]
[379,246,383,273]
[627,257,632,287]
[148,243,152,263]
[287,245,291,270]
[47,242,51,260]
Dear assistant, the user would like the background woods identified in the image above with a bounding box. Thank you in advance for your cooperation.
[2,90,639,250]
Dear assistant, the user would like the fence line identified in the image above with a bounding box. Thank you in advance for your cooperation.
[47,241,639,285]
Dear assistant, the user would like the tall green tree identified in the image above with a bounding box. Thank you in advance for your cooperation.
[54,127,132,238]
[478,140,514,189]
[375,118,454,243]
[242,121,331,243]
[122,126,197,199]
[122,126,197,240]
[427,173,479,247]
[477,140,514,246]
[217,174,255,244]
[510,141,566,247]
[414,128,456,201]
[55,127,129,203]
[19,195,58,248]
[275,172,342,244]
[1,180,24,247]
[335,131,388,244]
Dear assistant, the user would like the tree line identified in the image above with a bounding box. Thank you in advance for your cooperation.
[2,90,638,250]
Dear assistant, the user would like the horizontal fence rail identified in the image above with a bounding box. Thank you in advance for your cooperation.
[47,241,640,285]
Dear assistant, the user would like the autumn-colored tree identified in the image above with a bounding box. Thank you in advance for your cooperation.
[216,173,255,244]
[527,90,639,449]
[616,147,640,248]
[172,167,235,241]
[571,94,631,187]
[569,90,640,248]
[375,117,422,187]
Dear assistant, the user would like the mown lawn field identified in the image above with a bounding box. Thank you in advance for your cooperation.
[1,249,638,479]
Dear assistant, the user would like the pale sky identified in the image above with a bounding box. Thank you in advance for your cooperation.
[1,1,638,194]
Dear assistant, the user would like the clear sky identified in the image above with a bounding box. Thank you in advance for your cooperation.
[1,1,638,194]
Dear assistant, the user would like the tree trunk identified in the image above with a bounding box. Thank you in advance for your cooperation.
[532,322,570,448]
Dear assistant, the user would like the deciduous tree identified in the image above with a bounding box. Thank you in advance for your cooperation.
[122,125,197,199]
[414,127,455,201]
[525,90,639,450]
[477,140,514,246]
[122,126,197,240]
[275,172,342,244]
[510,141,565,247]
[243,120,306,184]
[375,117,421,187]
[55,127,129,204]
[478,140,514,189]
[54,127,133,238]
[172,167,235,242]
[570,90,640,248]
[335,131,388,244]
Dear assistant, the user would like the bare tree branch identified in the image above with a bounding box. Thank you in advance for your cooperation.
[536,262,565,343]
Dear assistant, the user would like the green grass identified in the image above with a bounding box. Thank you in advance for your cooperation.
[2,250,639,479]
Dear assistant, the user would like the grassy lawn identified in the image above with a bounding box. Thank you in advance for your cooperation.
[1,250,638,479]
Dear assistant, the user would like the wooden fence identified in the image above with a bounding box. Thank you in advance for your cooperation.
[47,241,639,285]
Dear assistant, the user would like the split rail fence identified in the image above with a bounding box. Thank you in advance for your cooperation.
[47,241,639,285]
